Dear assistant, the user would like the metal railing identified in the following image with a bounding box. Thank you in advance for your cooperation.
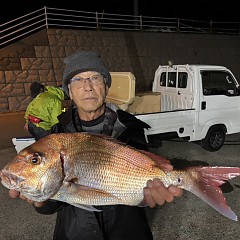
[1,6,240,47]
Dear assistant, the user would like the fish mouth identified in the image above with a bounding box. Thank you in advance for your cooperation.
[0,169,25,190]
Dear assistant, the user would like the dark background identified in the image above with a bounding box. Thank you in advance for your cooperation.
[2,0,240,24]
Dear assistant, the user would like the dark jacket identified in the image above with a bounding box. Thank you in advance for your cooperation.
[35,104,153,240]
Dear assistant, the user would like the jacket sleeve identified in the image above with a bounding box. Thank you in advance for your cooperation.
[49,99,63,127]
[24,102,32,121]
[116,109,151,151]
[34,200,65,215]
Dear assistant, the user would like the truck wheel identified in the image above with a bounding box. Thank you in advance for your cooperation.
[201,126,225,152]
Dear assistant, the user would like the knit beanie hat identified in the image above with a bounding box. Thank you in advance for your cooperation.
[62,50,112,95]
[30,82,44,98]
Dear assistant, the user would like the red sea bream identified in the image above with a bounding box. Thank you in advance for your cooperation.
[1,132,240,221]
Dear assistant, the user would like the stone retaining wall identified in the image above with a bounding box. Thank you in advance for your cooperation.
[1,28,240,113]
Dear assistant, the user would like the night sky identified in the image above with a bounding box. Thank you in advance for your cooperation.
[1,0,240,24]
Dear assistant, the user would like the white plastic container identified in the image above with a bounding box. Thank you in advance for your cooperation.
[106,72,136,110]
[12,137,36,153]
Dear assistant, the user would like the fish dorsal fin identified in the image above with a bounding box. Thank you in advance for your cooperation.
[138,150,171,168]
[82,132,171,165]
[81,132,129,146]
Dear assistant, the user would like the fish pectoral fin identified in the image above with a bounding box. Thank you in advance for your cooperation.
[73,184,124,202]
[53,182,124,207]
[67,183,119,197]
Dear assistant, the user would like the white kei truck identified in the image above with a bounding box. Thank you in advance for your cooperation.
[106,64,240,152]
[12,64,240,153]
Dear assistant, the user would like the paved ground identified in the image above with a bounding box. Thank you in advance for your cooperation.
[1,112,240,240]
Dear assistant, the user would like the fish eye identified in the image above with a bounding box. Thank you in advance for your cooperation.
[29,153,42,165]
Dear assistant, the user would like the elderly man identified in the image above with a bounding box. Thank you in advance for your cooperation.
[9,50,182,240]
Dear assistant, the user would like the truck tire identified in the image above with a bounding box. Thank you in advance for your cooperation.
[201,126,226,152]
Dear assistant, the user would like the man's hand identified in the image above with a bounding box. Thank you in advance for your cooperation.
[9,189,46,208]
[24,122,29,132]
[143,178,182,208]
[143,159,183,207]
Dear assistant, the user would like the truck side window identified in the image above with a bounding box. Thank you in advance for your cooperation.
[178,72,188,88]
[167,72,176,87]
[160,73,166,86]
[160,72,187,88]
[201,71,237,96]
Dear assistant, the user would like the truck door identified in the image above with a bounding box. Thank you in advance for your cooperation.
[199,70,240,134]
[154,66,193,111]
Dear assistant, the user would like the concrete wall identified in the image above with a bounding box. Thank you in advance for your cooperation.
[1,28,240,113]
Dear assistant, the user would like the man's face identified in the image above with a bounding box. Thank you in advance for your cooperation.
[68,71,109,112]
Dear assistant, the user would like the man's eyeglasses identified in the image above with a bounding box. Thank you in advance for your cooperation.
[69,74,104,87]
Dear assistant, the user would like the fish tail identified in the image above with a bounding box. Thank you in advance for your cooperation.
[186,166,240,221]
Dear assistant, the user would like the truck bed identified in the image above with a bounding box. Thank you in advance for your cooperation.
[135,108,195,139]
